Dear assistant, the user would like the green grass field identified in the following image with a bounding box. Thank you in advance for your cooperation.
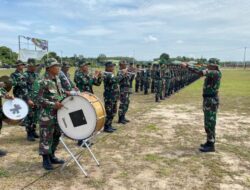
[0,68,249,190]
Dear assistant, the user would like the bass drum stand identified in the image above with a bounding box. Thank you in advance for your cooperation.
[59,132,101,177]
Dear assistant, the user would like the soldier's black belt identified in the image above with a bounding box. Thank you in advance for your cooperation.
[203,94,218,98]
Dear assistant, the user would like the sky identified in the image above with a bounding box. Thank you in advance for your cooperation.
[0,0,250,61]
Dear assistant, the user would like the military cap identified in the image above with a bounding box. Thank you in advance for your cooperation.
[16,60,26,66]
[62,61,70,68]
[27,58,38,66]
[119,60,127,65]
[105,61,115,67]
[78,60,90,67]
[208,58,220,66]
[45,58,60,68]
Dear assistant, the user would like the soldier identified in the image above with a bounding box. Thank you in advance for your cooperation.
[182,58,222,152]
[164,64,171,98]
[118,60,130,124]
[74,60,102,93]
[143,64,151,95]
[154,64,163,102]
[33,58,70,170]
[151,64,157,93]
[74,60,102,145]
[0,86,13,157]
[127,62,136,94]
[23,58,40,141]
[10,60,28,100]
[59,61,76,91]
[140,64,145,91]
[103,62,124,133]
[135,64,141,92]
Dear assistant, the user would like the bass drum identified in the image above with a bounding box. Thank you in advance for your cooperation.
[57,92,106,140]
[2,98,29,125]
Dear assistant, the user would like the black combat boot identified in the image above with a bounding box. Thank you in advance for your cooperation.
[118,116,126,124]
[42,155,53,170]
[104,125,114,133]
[77,140,83,146]
[0,149,7,157]
[27,131,35,141]
[50,153,65,164]
[199,142,215,152]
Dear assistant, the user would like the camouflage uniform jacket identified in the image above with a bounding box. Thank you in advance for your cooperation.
[118,71,130,92]
[59,71,75,91]
[74,71,102,93]
[23,70,39,101]
[103,73,123,100]
[33,72,65,122]
[10,70,28,100]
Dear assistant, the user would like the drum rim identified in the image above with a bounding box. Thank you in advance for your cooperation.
[2,98,29,121]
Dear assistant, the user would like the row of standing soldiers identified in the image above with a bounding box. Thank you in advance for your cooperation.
[134,63,200,102]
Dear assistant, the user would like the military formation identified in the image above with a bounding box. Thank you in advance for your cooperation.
[133,61,201,102]
[0,55,221,171]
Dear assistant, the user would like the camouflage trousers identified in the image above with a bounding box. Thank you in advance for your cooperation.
[164,79,171,96]
[203,97,219,143]
[104,98,118,126]
[39,118,61,155]
[118,91,130,117]
[155,80,163,100]
[24,107,39,133]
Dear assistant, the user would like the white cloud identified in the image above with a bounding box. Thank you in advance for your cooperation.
[144,35,158,43]
[0,22,28,32]
[176,40,184,44]
[76,26,114,36]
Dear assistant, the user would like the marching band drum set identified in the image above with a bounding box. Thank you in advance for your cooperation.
[1,75,106,177]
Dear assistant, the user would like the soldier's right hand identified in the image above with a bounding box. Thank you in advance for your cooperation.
[54,102,64,110]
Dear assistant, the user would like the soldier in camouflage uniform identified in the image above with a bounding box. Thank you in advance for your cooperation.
[74,60,102,145]
[0,86,13,157]
[23,58,40,141]
[164,64,171,98]
[151,64,157,93]
[154,64,163,102]
[143,64,151,95]
[118,60,131,124]
[182,58,221,152]
[135,64,141,92]
[10,60,28,100]
[33,58,70,170]
[74,61,102,93]
[59,62,76,91]
[140,64,145,91]
[103,62,124,133]
[127,62,135,94]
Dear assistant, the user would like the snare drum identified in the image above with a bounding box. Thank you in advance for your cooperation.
[2,98,29,125]
[57,92,106,140]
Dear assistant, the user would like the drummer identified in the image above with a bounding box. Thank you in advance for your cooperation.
[74,60,102,93]
[33,58,71,170]
[0,85,14,157]
[10,60,27,100]
[23,58,40,142]
[74,60,102,146]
